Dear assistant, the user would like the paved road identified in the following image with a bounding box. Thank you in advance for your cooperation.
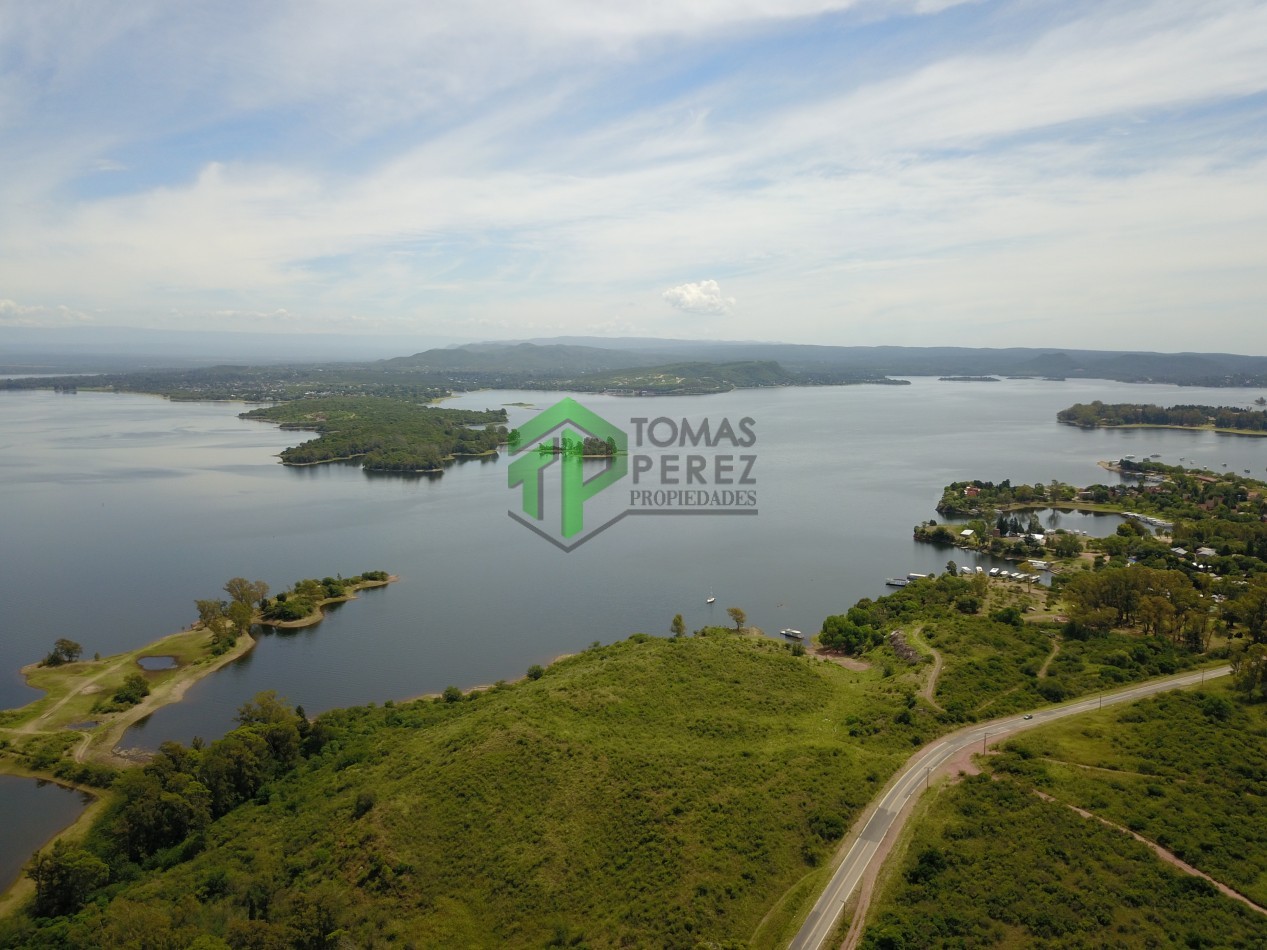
[788,665,1231,950]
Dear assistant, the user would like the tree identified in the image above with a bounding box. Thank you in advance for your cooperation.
[442,685,463,703]
[820,615,881,654]
[1233,577,1267,643]
[42,638,83,666]
[224,577,269,607]
[1233,643,1267,699]
[195,598,231,641]
[727,607,746,631]
[1053,532,1082,558]
[671,614,686,637]
[54,638,82,663]
[27,839,109,917]
[236,690,294,726]
[526,664,545,680]
[113,672,150,706]
[227,599,253,637]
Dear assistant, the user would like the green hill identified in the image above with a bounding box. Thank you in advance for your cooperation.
[1,570,1233,947]
[2,634,924,948]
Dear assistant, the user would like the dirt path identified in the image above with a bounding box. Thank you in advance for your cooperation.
[1036,636,1061,679]
[12,662,116,736]
[1033,790,1267,917]
[909,628,944,711]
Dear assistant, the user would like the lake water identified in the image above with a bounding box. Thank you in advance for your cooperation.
[2,377,1265,876]
[0,776,94,893]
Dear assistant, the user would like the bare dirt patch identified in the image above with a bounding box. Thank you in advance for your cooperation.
[807,644,871,671]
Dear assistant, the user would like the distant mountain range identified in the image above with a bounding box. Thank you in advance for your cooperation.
[386,339,1267,387]
[5,326,1267,388]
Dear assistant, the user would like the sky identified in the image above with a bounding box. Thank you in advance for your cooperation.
[2,0,1266,352]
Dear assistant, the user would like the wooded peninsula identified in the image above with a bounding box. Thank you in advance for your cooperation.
[1058,400,1267,433]
[240,397,508,472]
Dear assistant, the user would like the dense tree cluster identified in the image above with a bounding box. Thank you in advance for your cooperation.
[936,478,1078,517]
[258,573,386,623]
[1059,566,1211,648]
[23,693,315,921]
[240,396,507,473]
[1058,400,1267,431]
[820,610,886,654]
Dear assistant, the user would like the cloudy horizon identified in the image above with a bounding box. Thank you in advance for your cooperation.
[2,1,1266,353]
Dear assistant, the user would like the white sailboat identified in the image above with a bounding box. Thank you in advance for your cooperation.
[706,590,716,604]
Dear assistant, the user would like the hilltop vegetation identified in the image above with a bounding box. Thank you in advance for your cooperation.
[10,337,1267,388]
[819,574,1202,724]
[532,360,799,394]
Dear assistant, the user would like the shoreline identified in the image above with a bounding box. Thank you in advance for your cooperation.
[1061,420,1267,437]
[1,576,399,760]
[402,651,579,703]
[0,573,400,911]
[259,576,397,629]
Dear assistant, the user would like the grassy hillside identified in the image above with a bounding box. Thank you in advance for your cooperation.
[1,633,929,948]
[861,683,1267,948]
[996,684,1267,906]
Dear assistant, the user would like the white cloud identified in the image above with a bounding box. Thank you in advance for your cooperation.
[0,299,92,326]
[0,1,1265,350]
[662,280,735,315]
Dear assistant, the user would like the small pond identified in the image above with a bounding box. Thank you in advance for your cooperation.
[136,655,178,671]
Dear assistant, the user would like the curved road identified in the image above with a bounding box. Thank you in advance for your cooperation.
[789,665,1231,950]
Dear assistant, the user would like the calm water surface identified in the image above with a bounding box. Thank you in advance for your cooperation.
[2,378,1265,871]
[0,776,94,892]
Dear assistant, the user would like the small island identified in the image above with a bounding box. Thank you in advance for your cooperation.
[509,431,619,457]
[240,396,509,472]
